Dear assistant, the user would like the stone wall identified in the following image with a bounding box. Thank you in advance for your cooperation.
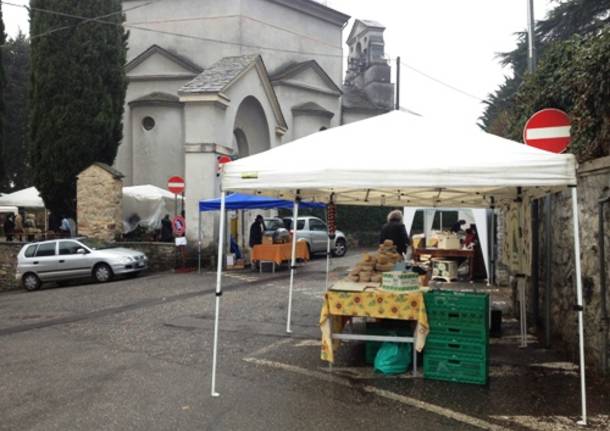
[0,242,24,291]
[77,164,123,241]
[499,156,610,372]
[116,242,177,273]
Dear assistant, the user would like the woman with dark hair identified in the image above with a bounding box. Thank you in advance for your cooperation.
[379,209,409,256]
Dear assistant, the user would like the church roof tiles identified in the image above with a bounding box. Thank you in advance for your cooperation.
[179,54,260,94]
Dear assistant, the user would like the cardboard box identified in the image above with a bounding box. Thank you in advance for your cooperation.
[382,271,420,291]
[262,235,273,245]
[437,234,460,250]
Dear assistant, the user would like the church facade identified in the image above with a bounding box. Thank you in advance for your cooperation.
[117,0,394,241]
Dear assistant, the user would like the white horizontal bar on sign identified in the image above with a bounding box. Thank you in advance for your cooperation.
[526,125,571,140]
[168,182,184,187]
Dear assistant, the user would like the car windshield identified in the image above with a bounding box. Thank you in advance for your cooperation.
[264,219,283,231]
[79,238,115,250]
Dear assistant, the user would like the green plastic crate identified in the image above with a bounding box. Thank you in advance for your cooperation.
[428,320,489,342]
[425,335,488,359]
[423,353,488,385]
[424,291,489,313]
[427,307,488,327]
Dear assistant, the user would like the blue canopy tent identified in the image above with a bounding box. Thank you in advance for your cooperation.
[197,193,325,271]
[199,193,324,212]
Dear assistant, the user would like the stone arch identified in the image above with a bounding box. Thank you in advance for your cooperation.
[233,96,270,156]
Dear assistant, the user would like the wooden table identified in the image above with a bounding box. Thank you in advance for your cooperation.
[413,248,475,281]
[251,241,310,271]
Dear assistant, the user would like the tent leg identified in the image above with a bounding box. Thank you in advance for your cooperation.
[286,199,300,334]
[198,211,202,274]
[325,235,331,291]
[211,191,226,398]
[571,187,587,426]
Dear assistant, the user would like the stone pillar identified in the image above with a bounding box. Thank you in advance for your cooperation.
[77,163,124,241]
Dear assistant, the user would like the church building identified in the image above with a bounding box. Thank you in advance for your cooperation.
[116,0,394,241]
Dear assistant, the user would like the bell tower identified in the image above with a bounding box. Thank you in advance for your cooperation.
[345,20,394,110]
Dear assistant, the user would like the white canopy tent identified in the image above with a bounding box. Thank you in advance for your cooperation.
[211,110,587,424]
[0,187,45,208]
[122,185,183,233]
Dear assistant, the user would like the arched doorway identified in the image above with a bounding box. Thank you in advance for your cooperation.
[233,128,248,158]
[233,96,270,156]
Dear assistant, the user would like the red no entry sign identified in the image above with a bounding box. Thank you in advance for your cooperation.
[523,108,571,153]
[167,176,185,194]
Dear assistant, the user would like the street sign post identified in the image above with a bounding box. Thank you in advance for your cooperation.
[523,108,571,153]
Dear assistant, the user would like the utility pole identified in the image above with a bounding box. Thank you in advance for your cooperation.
[395,56,400,111]
[527,0,536,73]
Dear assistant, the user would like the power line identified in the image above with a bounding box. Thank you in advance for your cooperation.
[31,1,158,40]
[4,1,486,102]
[5,1,346,59]
[398,60,485,102]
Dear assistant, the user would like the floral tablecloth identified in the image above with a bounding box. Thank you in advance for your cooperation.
[320,288,429,363]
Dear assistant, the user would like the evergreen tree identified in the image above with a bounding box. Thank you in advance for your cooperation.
[2,32,30,191]
[0,1,6,192]
[29,0,127,219]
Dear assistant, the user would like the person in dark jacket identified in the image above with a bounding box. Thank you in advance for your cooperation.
[249,215,266,247]
[3,214,15,241]
[379,209,409,255]
[160,214,173,242]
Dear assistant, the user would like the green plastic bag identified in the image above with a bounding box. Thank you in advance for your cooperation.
[374,341,412,375]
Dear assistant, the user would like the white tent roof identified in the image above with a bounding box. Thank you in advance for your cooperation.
[222,110,577,207]
[0,187,45,208]
[123,184,183,201]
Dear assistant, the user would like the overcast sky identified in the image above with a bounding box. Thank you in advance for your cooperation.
[3,0,553,126]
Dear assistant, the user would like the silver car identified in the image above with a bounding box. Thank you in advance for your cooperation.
[264,216,347,257]
[16,238,148,291]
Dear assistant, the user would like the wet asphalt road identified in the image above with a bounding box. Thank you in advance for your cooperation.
[0,251,608,431]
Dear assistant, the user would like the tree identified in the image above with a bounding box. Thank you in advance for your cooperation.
[480,0,610,161]
[0,1,6,192]
[2,32,30,191]
[29,0,127,220]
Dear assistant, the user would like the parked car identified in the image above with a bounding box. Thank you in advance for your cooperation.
[263,216,347,257]
[16,238,148,291]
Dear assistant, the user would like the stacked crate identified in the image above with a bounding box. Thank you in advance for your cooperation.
[423,290,489,385]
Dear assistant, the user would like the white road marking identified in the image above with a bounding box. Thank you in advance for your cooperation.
[246,338,294,358]
[242,357,511,431]
[293,339,321,347]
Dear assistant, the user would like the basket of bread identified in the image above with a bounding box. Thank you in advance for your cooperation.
[347,240,403,283]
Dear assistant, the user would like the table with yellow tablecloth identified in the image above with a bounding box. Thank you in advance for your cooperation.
[251,240,310,266]
[320,288,429,363]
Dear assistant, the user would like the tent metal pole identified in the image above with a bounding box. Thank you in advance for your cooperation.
[286,198,300,334]
[571,187,587,425]
[211,191,226,398]
[198,211,202,274]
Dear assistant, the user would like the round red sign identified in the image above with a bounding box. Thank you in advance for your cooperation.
[167,176,185,194]
[172,215,186,236]
[523,108,571,153]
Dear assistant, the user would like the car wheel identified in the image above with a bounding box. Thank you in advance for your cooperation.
[333,238,347,257]
[22,273,41,291]
[93,263,113,283]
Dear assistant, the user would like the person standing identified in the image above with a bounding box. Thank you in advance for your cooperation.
[14,212,24,241]
[379,209,409,256]
[160,214,173,242]
[3,214,15,241]
[249,215,266,248]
